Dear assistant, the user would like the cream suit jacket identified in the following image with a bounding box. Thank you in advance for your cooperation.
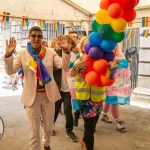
[4,48,71,106]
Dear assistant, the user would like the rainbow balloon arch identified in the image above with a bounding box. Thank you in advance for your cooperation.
[82,0,139,87]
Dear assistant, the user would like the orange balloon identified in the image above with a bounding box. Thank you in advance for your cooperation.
[93,59,108,74]
[122,9,136,22]
[108,3,123,19]
[100,0,110,9]
[85,71,98,86]
[101,75,115,86]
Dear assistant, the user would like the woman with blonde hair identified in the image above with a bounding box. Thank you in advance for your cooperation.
[78,36,88,56]
[48,38,60,50]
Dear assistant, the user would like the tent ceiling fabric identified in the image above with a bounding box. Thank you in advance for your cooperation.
[66,0,150,15]
[0,0,89,22]
[0,0,150,21]
[68,0,100,15]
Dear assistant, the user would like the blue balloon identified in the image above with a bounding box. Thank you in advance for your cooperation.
[89,47,104,60]
[100,40,117,52]
[89,32,103,47]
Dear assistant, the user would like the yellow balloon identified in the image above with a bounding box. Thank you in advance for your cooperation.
[111,18,127,33]
[96,9,112,25]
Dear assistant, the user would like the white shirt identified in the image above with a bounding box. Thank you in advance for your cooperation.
[60,52,76,92]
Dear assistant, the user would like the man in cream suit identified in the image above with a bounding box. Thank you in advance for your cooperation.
[4,26,71,150]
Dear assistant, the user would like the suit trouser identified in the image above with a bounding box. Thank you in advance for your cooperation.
[25,92,55,150]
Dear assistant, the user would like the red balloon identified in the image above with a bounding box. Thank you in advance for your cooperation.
[136,0,139,6]
[122,9,136,22]
[96,75,104,87]
[109,0,122,2]
[82,55,94,78]
[121,0,137,10]
[85,71,98,86]
[93,59,108,74]
[100,75,115,86]
[108,3,123,19]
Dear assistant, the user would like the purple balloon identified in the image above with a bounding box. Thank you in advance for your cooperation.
[89,47,104,60]
[103,52,115,61]
[84,43,92,54]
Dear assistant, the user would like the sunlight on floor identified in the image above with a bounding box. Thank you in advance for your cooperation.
[130,101,150,109]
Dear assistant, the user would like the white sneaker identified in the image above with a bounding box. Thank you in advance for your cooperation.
[101,114,112,123]
[116,120,126,131]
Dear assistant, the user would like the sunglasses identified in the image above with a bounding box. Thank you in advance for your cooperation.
[30,34,43,38]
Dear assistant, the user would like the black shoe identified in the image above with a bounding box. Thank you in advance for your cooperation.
[44,146,51,150]
[52,130,56,136]
[73,117,79,127]
[66,131,78,142]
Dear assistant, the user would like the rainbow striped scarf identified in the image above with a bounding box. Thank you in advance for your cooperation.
[27,42,51,86]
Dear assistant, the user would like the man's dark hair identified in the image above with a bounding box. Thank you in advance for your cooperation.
[29,26,42,35]
[69,30,77,34]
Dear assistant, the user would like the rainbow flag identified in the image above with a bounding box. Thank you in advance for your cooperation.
[22,17,29,26]
[39,19,46,29]
[141,29,149,38]
[128,22,132,27]
[54,21,60,31]
[105,68,117,79]
[69,22,75,30]
[125,30,133,40]
[2,12,10,23]
[142,17,149,27]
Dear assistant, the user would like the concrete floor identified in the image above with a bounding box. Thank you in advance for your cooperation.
[0,94,150,150]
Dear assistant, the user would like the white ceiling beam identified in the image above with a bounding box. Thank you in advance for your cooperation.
[136,5,150,10]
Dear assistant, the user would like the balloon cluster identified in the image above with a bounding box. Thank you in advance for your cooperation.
[83,0,139,87]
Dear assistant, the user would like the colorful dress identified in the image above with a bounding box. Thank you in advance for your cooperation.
[105,59,131,105]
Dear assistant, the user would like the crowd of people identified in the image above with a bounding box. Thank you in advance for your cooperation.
[4,26,131,150]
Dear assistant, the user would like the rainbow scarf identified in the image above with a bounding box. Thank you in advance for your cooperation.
[27,43,51,86]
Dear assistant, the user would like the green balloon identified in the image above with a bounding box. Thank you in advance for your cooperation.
[113,32,125,43]
[98,24,114,40]
[91,20,101,32]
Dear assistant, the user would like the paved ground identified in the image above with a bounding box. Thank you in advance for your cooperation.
[0,72,150,150]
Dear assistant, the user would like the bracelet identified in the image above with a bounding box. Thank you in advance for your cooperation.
[73,64,79,71]
[73,67,77,71]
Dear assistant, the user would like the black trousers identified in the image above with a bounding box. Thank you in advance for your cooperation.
[74,110,81,119]
[54,91,73,133]
[83,115,100,150]
[78,100,101,150]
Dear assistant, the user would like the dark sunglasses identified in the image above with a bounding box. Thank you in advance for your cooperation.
[30,34,43,38]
